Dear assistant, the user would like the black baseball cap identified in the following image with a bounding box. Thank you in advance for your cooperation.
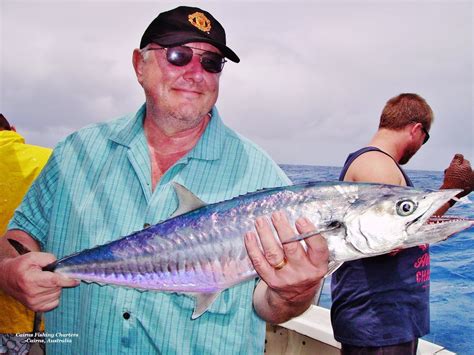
[140,6,240,63]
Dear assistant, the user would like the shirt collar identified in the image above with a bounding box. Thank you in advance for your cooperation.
[108,104,225,162]
[108,104,146,147]
[185,106,225,161]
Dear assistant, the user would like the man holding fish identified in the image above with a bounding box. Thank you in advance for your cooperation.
[0,6,328,355]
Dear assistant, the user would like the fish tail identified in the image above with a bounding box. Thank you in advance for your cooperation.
[7,238,32,255]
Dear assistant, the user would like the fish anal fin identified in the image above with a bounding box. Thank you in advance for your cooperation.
[171,182,207,218]
[325,261,344,277]
[191,292,221,319]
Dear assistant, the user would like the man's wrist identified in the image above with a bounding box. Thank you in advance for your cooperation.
[266,284,319,313]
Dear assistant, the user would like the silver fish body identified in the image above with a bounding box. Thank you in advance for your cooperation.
[43,181,472,318]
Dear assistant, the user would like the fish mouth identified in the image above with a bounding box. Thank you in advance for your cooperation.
[406,188,464,233]
[401,189,473,248]
[413,215,474,244]
[426,215,473,224]
[423,215,474,233]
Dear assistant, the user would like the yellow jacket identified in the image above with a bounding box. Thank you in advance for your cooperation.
[0,130,52,333]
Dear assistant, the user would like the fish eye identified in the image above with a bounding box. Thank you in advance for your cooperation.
[396,199,417,216]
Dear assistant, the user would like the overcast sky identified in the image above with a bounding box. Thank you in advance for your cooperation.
[1,0,472,171]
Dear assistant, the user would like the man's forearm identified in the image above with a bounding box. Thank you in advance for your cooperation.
[0,230,38,295]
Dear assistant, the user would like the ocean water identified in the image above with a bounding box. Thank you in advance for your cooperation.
[280,164,474,355]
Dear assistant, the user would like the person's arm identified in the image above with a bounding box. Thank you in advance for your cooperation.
[435,154,474,216]
[0,230,79,312]
[245,212,329,324]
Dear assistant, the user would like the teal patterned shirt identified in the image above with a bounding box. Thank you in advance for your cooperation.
[9,104,290,355]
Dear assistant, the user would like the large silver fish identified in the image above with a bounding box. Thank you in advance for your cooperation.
[10,182,473,318]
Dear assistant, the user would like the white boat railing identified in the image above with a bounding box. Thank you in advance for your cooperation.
[265,305,456,355]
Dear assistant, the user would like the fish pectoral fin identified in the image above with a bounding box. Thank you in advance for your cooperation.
[171,182,208,217]
[325,261,344,277]
[191,292,221,320]
[281,222,345,245]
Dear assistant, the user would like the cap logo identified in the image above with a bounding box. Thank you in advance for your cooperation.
[188,12,211,33]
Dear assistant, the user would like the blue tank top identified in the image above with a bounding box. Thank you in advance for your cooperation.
[331,147,430,347]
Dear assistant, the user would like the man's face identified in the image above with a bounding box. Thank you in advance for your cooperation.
[136,42,221,128]
[399,143,419,165]
[399,124,428,165]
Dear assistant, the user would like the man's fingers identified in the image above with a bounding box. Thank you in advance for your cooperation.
[24,267,76,288]
[42,272,80,288]
[55,274,80,288]
[271,211,306,261]
[462,157,472,171]
[22,283,62,311]
[34,297,61,312]
[452,153,464,164]
[244,231,274,277]
[24,274,76,311]
[32,288,61,303]
[23,253,80,288]
[295,217,327,253]
[254,215,285,267]
[271,211,294,243]
[246,212,330,286]
[34,252,58,267]
[295,217,329,272]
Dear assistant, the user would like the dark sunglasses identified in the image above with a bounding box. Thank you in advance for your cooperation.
[145,45,226,73]
[421,125,430,145]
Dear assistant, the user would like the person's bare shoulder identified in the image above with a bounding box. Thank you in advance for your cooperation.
[344,151,405,186]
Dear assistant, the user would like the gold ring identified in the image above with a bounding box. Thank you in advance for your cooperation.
[273,257,287,270]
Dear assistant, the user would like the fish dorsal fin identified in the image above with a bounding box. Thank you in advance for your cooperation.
[171,182,207,218]
[191,292,221,319]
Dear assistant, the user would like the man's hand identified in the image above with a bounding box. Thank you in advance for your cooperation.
[441,154,474,198]
[244,211,329,324]
[0,252,80,312]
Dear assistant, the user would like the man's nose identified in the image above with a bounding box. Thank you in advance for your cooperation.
[183,55,204,82]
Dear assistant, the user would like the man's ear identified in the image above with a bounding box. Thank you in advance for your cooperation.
[409,122,422,138]
[132,49,145,85]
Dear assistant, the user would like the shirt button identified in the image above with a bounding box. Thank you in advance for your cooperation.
[123,312,131,320]
[143,223,151,228]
